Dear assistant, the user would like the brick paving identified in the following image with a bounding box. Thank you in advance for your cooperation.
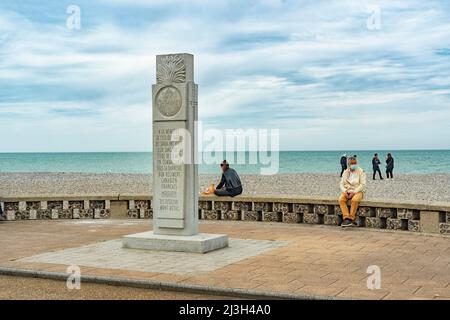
[0,219,449,300]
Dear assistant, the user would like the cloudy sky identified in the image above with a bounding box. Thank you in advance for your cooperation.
[1,0,450,152]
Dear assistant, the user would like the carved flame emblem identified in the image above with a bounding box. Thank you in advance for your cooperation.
[157,55,186,84]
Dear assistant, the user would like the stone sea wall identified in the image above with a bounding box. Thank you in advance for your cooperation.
[1,194,450,236]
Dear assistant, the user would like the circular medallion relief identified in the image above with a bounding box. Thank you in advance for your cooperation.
[156,86,182,117]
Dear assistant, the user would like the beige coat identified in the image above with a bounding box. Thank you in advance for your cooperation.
[340,167,367,194]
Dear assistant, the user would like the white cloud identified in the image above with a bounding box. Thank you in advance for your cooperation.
[0,0,450,151]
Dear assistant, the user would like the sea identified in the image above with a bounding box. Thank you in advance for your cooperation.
[0,150,449,174]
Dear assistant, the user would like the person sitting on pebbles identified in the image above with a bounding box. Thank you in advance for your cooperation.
[339,156,367,228]
[213,160,243,197]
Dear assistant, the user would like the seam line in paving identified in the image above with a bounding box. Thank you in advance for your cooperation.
[0,266,343,300]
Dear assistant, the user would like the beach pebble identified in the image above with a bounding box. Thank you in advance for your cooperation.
[0,172,449,203]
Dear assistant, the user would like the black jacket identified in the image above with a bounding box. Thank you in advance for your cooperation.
[372,158,381,170]
[386,157,394,170]
[216,168,242,191]
[340,156,347,168]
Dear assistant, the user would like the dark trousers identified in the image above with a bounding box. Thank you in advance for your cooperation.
[386,169,393,179]
[340,166,347,177]
[214,186,243,197]
[373,168,383,180]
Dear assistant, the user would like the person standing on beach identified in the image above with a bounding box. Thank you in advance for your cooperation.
[340,154,348,177]
[214,160,243,197]
[339,156,367,228]
[372,153,383,180]
[386,153,395,180]
[0,201,4,221]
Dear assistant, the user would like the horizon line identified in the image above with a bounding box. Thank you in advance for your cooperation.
[1,148,450,154]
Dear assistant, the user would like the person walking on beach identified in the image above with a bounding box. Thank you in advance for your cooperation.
[386,153,395,180]
[372,153,383,180]
[340,154,348,177]
[339,156,367,228]
[214,160,243,197]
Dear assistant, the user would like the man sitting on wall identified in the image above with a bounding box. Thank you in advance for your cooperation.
[339,156,367,228]
[214,160,243,197]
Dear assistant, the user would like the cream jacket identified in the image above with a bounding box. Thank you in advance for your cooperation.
[340,167,367,194]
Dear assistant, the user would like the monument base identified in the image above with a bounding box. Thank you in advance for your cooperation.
[122,231,229,254]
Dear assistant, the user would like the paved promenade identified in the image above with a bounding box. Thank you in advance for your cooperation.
[0,275,228,300]
[0,219,449,299]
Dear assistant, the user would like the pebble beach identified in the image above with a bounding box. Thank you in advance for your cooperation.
[1,172,449,203]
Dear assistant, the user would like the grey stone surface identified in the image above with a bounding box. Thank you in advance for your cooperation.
[19,238,288,275]
[366,217,381,229]
[262,212,280,222]
[233,201,252,211]
[221,210,239,221]
[294,204,311,214]
[151,53,198,236]
[419,211,440,234]
[203,210,219,220]
[122,231,229,254]
[324,214,339,226]
[242,211,259,221]
[122,53,227,253]
[408,220,421,232]
[283,212,300,223]
[313,204,329,215]
[397,208,418,220]
[214,201,232,211]
[357,207,371,217]
[253,202,269,211]
[304,213,319,224]
[387,218,402,230]
[273,202,290,213]
[376,208,393,218]
[198,201,212,210]
[440,223,450,235]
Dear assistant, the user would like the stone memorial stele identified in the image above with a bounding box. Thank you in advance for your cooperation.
[122,53,229,253]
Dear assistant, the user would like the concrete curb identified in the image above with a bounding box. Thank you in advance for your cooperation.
[0,266,339,300]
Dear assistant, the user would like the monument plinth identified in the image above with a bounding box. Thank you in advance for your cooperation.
[123,53,228,253]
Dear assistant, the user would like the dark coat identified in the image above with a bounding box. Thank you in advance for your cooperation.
[386,157,394,170]
[216,168,242,191]
[340,156,348,168]
[372,157,381,170]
